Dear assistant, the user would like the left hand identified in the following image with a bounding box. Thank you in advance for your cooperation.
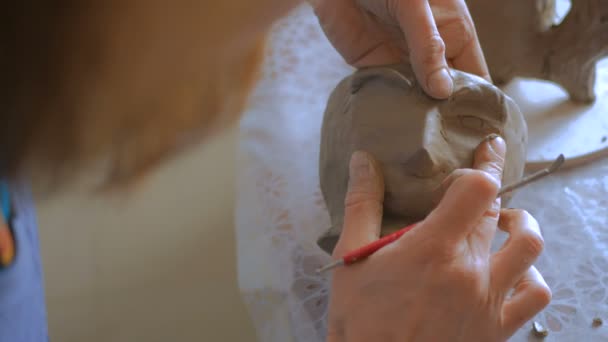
[310,0,490,99]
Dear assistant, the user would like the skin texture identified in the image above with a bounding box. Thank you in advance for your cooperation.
[467,0,608,103]
[318,64,527,253]
[326,140,551,341]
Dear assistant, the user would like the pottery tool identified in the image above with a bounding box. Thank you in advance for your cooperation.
[316,154,565,274]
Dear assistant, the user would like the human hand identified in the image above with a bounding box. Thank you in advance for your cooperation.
[311,0,490,99]
[326,137,551,341]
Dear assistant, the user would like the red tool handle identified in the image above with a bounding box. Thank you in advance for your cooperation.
[342,223,417,265]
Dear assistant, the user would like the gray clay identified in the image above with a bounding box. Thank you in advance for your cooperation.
[467,0,608,103]
[317,65,528,254]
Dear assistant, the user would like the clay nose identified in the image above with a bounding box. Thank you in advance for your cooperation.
[404,148,436,178]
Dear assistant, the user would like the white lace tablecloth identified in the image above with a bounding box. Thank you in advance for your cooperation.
[235,4,608,341]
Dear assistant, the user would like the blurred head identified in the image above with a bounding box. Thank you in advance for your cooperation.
[0,0,298,187]
[318,64,527,253]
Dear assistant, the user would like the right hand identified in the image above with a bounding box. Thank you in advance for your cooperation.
[326,136,551,341]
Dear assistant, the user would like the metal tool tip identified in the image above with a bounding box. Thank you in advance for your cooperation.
[550,154,566,172]
[316,260,344,274]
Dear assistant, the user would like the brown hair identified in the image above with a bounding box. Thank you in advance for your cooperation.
[0,1,296,188]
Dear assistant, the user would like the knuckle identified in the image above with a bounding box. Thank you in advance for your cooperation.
[442,256,485,289]
[521,210,538,226]
[509,208,528,218]
[442,16,475,48]
[519,228,545,257]
[483,160,504,179]
[531,282,552,308]
[449,168,471,180]
[346,179,382,201]
[450,264,483,290]
[439,169,467,191]
[458,16,475,43]
[463,170,500,197]
[419,34,446,67]
[344,189,382,213]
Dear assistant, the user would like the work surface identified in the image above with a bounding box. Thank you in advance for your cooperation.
[236,4,608,341]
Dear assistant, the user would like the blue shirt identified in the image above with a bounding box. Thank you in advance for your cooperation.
[0,182,48,341]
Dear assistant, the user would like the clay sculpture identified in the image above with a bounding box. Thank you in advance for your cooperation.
[317,64,528,254]
[467,0,608,103]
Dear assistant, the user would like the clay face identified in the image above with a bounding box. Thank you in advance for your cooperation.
[317,65,528,254]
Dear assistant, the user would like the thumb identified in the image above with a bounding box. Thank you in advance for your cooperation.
[333,151,385,257]
[422,136,504,245]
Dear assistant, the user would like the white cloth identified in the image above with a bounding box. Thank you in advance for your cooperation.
[236,4,608,341]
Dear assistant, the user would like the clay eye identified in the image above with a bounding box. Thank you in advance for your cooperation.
[458,115,486,130]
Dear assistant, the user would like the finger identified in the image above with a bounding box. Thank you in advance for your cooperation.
[433,132,506,206]
[313,0,399,67]
[431,168,473,206]
[473,134,506,185]
[311,0,373,64]
[421,168,499,245]
[419,134,502,244]
[448,28,491,83]
[470,134,507,250]
[394,0,453,99]
[333,151,385,257]
[502,266,552,336]
[435,1,491,81]
[491,210,544,291]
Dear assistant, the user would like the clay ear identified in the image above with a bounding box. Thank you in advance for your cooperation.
[350,67,413,94]
[450,82,502,104]
[446,82,507,124]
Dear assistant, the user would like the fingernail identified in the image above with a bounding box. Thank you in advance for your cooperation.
[427,68,453,98]
[349,151,371,182]
[486,134,506,155]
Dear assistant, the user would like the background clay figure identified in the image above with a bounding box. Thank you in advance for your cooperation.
[467,0,607,103]
[317,65,528,254]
